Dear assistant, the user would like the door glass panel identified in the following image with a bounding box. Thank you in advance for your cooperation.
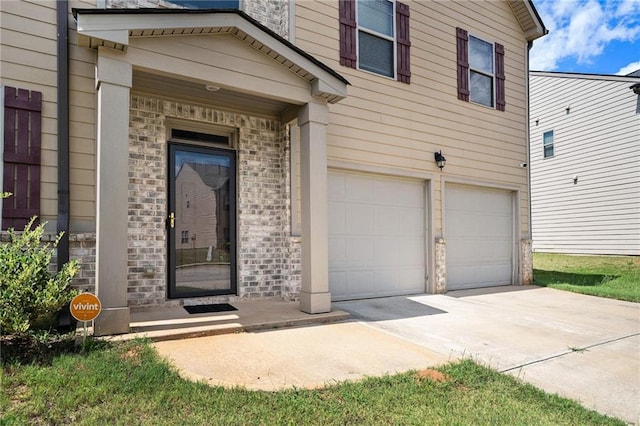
[170,145,235,297]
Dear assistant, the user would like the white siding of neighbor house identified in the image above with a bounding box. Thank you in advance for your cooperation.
[295,0,532,239]
[529,72,640,255]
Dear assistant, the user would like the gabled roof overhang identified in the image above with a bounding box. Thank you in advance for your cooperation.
[507,0,548,41]
[73,8,349,104]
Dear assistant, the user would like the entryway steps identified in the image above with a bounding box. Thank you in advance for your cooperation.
[105,300,350,342]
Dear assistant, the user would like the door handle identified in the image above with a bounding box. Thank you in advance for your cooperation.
[169,212,175,229]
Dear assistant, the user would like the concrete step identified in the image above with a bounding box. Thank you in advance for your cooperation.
[104,301,350,342]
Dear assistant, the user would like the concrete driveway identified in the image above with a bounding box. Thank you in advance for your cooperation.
[154,286,639,424]
[335,286,640,425]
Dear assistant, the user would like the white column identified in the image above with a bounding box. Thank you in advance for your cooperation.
[93,51,132,335]
[298,100,331,313]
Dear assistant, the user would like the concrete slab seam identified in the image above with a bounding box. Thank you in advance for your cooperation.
[500,332,640,374]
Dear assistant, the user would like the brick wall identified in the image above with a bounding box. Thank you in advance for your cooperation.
[127,94,298,309]
[243,0,289,39]
[0,230,96,293]
[105,0,290,39]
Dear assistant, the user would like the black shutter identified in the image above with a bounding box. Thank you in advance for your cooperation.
[456,27,469,101]
[339,0,357,68]
[2,86,42,230]
[495,43,505,111]
[396,2,411,84]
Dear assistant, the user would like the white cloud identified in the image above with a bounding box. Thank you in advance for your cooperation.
[616,60,640,75]
[530,0,640,71]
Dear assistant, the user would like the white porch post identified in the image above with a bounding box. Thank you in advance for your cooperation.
[93,51,132,335]
[298,100,331,313]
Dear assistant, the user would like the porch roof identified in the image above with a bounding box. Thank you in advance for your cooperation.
[73,8,349,104]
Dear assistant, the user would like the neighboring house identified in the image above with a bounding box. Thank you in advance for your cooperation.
[529,71,640,255]
[0,0,546,334]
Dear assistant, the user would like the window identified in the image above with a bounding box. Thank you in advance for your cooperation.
[543,130,554,158]
[456,28,505,111]
[357,0,394,77]
[469,36,494,107]
[168,0,239,8]
[339,0,411,83]
[181,230,190,244]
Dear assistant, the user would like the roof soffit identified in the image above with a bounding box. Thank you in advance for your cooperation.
[507,0,547,41]
[74,10,348,103]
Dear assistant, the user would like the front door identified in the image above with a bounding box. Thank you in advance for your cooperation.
[168,143,236,298]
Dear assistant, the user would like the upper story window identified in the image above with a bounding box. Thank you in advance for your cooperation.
[357,0,395,77]
[469,35,494,107]
[169,0,239,8]
[543,130,554,158]
[456,28,505,111]
[339,0,411,84]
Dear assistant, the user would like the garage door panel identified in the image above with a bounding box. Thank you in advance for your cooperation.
[348,270,376,298]
[448,264,511,289]
[446,184,514,290]
[374,270,399,293]
[346,238,374,266]
[374,206,399,235]
[346,174,374,202]
[347,204,374,235]
[398,207,424,234]
[329,201,346,234]
[329,171,426,301]
[329,271,347,296]
[328,173,346,201]
[328,237,346,266]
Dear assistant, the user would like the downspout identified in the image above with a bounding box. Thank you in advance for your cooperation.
[56,0,70,270]
[525,40,533,242]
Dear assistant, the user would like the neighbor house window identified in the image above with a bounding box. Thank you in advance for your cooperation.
[339,0,411,83]
[456,28,505,111]
[181,230,189,244]
[543,130,554,158]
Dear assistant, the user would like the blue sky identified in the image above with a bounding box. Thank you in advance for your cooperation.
[530,0,640,75]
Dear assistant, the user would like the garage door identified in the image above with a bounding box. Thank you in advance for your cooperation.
[445,184,514,290]
[329,170,426,301]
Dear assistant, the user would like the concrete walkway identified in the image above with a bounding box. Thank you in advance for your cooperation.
[152,287,640,424]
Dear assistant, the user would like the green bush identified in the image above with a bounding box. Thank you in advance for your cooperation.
[0,216,79,334]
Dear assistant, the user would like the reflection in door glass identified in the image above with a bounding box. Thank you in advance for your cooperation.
[174,150,232,295]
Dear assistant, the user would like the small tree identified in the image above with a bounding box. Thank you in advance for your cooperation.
[0,197,79,334]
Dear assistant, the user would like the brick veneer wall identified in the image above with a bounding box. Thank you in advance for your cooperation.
[127,94,299,309]
[106,0,290,39]
[0,231,96,293]
[243,0,289,39]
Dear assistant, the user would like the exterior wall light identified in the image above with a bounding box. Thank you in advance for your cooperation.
[434,151,446,170]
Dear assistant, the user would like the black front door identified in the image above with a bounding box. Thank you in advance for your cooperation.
[167,143,236,298]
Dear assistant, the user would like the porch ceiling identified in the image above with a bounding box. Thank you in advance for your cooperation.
[132,70,291,117]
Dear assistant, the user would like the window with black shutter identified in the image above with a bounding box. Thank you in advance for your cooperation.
[2,86,42,230]
[339,0,411,84]
[456,28,506,111]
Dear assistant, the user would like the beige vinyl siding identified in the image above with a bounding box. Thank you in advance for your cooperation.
[295,0,531,236]
[0,0,96,231]
[530,73,640,255]
[1,1,58,224]
[68,21,98,230]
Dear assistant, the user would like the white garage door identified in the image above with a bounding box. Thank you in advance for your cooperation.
[445,184,514,290]
[329,170,426,301]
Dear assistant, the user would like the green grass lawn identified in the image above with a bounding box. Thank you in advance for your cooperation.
[533,253,640,302]
[1,337,625,425]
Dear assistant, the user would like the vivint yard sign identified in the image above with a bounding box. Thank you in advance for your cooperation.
[70,293,101,322]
